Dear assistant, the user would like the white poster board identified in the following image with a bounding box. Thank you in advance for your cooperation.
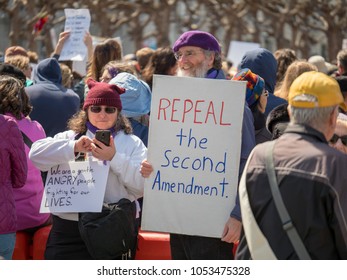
[227,41,260,68]
[40,160,109,213]
[59,9,91,61]
[142,75,246,238]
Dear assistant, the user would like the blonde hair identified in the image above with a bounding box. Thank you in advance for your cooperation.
[5,55,30,73]
[275,60,317,100]
[60,63,73,88]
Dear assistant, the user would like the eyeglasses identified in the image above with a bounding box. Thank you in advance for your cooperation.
[329,134,347,146]
[174,50,204,61]
[89,106,117,114]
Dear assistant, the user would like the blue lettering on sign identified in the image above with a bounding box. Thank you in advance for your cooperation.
[151,170,229,198]
[161,150,226,173]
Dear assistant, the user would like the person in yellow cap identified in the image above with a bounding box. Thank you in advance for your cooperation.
[236,71,347,259]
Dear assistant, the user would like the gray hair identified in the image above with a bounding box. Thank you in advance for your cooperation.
[204,50,222,70]
[289,94,337,130]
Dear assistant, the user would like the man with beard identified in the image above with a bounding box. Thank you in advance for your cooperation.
[169,30,255,260]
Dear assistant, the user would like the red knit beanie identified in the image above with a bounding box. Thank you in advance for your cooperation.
[83,78,125,111]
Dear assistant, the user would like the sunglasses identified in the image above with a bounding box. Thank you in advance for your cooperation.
[329,134,347,146]
[89,106,117,114]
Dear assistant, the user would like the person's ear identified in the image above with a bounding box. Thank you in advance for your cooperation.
[206,52,215,68]
[330,106,339,127]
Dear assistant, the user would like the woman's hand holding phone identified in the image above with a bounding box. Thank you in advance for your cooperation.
[92,131,116,161]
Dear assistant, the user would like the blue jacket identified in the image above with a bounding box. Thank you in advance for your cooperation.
[240,48,287,116]
[26,58,80,137]
[206,68,255,221]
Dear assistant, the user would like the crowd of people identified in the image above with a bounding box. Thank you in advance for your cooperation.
[1,27,347,260]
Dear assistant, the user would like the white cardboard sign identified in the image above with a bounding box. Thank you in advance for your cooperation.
[40,160,109,213]
[59,8,91,61]
[227,40,260,68]
[142,75,246,238]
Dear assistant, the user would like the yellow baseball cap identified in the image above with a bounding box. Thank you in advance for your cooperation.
[288,71,347,111]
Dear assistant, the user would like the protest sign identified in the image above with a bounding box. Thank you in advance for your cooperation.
[227,40,260,67]
[59,8,91,61]
[142,75,246,238]
[40,160,109,213]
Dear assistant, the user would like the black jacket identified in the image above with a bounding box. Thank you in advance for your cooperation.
[236,124,347,259]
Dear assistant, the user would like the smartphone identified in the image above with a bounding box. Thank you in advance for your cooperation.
[95,130,111,146]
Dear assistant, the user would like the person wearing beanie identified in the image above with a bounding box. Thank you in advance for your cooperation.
[25,57,80,137]
[167,30,256,260]
[236,71,347,259]
[29,79,153,260]
[232,68,272,144]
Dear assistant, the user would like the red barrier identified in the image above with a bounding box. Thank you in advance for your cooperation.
[12,231,32,260]
[32,225,52,260]
[135,229,171,260]
[14,225,172,260]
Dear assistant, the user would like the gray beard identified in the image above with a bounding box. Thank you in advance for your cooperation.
[177,61,210,78]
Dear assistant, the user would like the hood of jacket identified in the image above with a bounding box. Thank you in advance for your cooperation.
[109,72,152,118]
[239,48,277,93]
[33,57,62,85]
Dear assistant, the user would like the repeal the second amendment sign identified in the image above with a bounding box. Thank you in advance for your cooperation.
[142,75,247,238]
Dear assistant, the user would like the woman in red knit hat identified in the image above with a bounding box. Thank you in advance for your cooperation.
[29,79,153,260]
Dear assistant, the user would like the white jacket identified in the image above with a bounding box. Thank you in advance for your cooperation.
[29,129,147,221]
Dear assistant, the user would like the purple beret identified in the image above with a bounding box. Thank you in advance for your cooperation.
[173,30,221,53]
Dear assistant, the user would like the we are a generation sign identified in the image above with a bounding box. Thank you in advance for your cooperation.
[40,160,109,213]
[142,75,246,238]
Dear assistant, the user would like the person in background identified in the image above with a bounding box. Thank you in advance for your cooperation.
[100,60,138,83]
[4,46,33,87]
[141,46,177,90]
[27,50,39,81]
[135,47,154,76]
[0,112,27,259]
[308,55,329,74]
[85,38,122,85]
[273,48,297,96]
[236,71,347,259]
[29,79,153,259]
[109,72,151,147]
[0,63,26,85]
[25,57,80,137]
[329,113,347,154]
[52,30,93,107]
[275,60,317,101]
[239,48,287,116]
[0,75,51,234]
[265,103,290,140]
[332,49,347,77]
[60,63,74,89]
[232,68,271,144]
[334,75,347,114]
[169,30,255,260]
